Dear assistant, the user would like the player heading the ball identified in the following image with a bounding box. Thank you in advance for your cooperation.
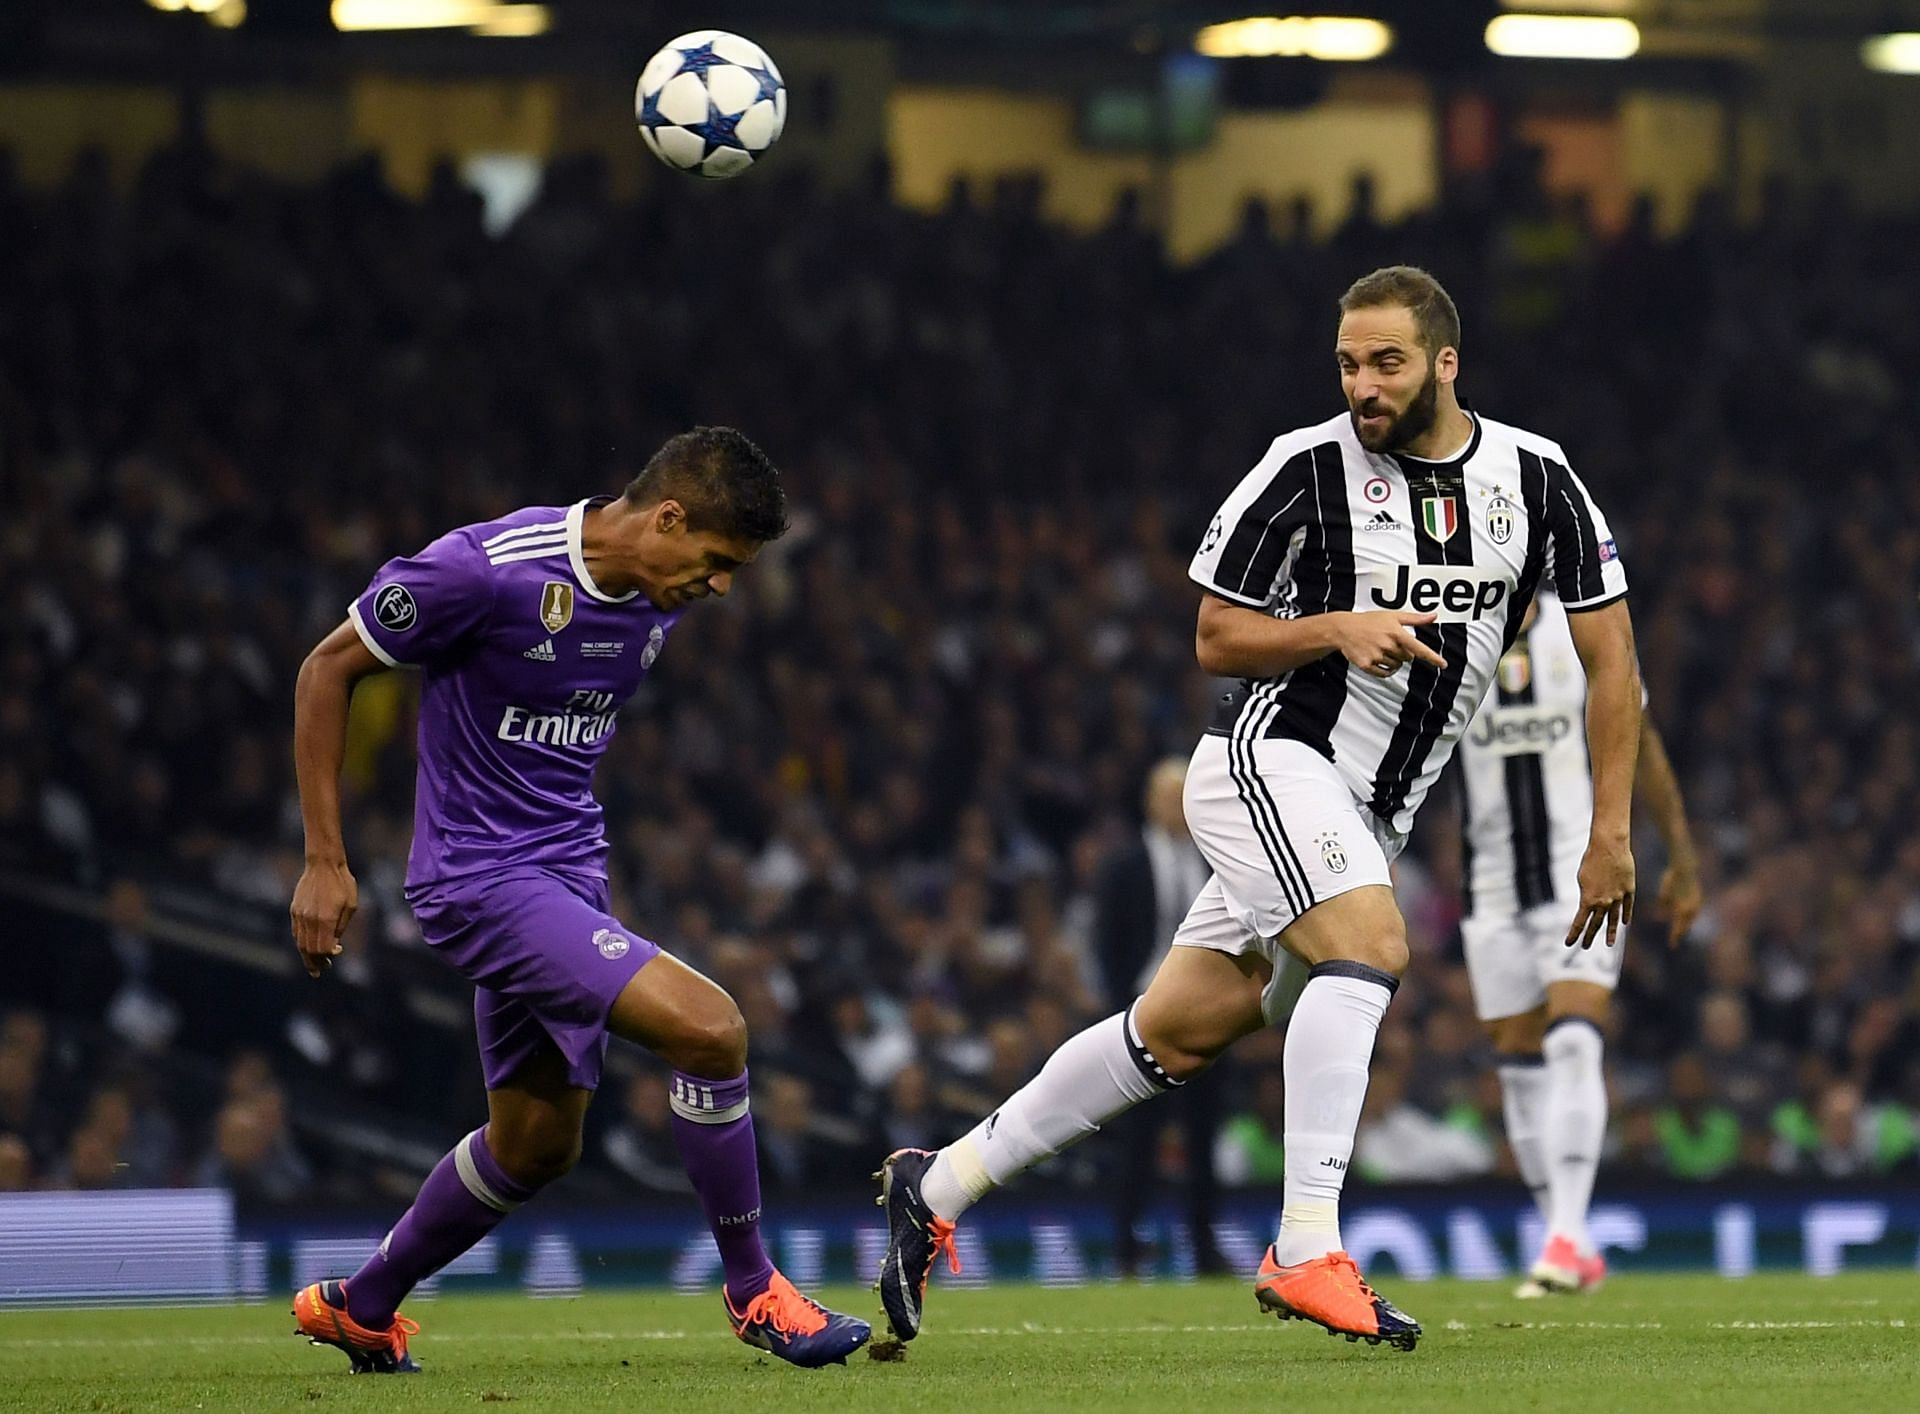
[288,428,869,1372]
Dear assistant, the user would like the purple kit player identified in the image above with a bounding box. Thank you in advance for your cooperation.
[287,428,869,1372]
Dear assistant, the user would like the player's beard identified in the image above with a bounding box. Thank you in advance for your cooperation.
[1352,366,1440,454]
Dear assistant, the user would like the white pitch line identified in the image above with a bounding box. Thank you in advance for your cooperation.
[1712,1319,1908,1330]
[1443,1318,1911,1333]
[2,1317,1910,1353]
[0,1324,1266,1352]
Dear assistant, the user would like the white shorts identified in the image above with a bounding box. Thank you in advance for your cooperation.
[1460,900,1625,1022]
[1171,734,1404,1022]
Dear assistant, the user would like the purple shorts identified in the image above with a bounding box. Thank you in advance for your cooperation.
[408,866,660,1091]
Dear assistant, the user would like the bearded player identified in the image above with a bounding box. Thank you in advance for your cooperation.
[1457,591,1702,1297]
[874,267,1641,1352]
[288,428,869,1372]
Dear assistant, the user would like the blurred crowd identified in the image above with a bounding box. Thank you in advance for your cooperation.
[3,135,1919,1206]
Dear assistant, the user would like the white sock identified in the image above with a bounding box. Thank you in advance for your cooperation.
[1497,1055,1551,1221]
[1273,965,1395,1267]
[1542,1017,1606,1255]
[920,1007,1175,1221]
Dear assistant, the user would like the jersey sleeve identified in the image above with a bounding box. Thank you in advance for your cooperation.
[1189,437,1315,610]
[1540,457,1628,612]
[348,530,495,669]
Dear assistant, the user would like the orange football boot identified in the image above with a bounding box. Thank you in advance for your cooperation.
[1254,1246,1421,1350]
[292,1279,421,1373]
[723,1269,870,1367]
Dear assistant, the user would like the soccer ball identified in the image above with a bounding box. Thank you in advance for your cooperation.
[635,31,786,180]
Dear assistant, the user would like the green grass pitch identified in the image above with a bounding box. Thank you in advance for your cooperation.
[2,1273,1915,1413]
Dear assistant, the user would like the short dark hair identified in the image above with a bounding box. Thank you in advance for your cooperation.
[623,426,789,544]
[1338,265,1462,360]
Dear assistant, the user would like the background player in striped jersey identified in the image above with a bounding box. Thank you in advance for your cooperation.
[874,266,1641,1352]
[1455,591,1702,1297]
[286,428,869,1372]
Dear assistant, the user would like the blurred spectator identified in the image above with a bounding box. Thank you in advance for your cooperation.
[1355,1034,1496,1182]
[0,1132,33,1191]
[1771,1078,1915,1178]
[192,1071,313,1203]
[1696,990,1787,1123]
[1216,1067,1287,1187]
[600,1068,692,1195]
[755,1072,821,1191]
[880,1061,948,1156]
[0,1011,55,1165]
[1652,1055,1743,1181]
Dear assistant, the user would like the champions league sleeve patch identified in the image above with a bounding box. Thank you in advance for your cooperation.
[373,584,419,631]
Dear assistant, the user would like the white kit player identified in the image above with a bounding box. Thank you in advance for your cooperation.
[873,266,1643,1353]
[1458,591,1701,1297]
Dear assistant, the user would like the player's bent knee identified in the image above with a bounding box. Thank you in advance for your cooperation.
[1282,887,1410,977]
[668,998,749,1080]
[1338,928,1409,978]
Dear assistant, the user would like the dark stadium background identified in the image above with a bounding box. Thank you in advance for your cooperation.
[3,0,1918,1297]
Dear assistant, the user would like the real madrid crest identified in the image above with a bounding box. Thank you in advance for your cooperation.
[1487,494,1515,546]
[540,581,575,634]
[640,623,666,669]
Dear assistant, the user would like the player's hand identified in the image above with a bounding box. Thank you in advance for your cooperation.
[1655,859,1702,948]
[291,857,358,978]
[1331,610,1448,678]
[1566,834,1634,950]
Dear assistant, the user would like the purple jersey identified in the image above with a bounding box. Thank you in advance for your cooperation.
[349,498,682,888]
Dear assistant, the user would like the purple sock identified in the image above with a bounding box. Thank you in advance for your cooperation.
[669,1069,775,1301]
[346,1126,536,1328]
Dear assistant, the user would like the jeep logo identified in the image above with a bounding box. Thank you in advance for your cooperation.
[1367,564,1509,623]
[1470,705,1576,757]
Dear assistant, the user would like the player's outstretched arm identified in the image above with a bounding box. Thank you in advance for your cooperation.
[1565,600,1642,950]
[1195,594,1445,680]
[290,620,388,978]
[1635,718,1702,947]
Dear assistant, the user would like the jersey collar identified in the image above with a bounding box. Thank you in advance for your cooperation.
[566,498,641,604]
[1390,411,1482,475]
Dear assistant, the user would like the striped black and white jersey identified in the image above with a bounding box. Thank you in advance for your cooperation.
[1456,592,1651,917]
[1456,593,1590,917]
[1189,410,1627,837]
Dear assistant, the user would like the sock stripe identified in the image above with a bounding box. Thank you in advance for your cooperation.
[453,1130,520,1214]
[1122,1003,1184,1090]
[669,1092,752,1125]
[1306,959,1399,994]
[1497,1052,1546,1069]
[1544,1014,1605,1041]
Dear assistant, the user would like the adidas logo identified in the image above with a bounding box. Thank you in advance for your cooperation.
[1361,509,1404,531]
[523,638,556,662]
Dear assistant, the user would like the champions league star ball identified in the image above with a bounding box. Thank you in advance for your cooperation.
[635,31,787,180]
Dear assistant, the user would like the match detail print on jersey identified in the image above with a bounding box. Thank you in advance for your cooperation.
[1188,412,1627,837]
